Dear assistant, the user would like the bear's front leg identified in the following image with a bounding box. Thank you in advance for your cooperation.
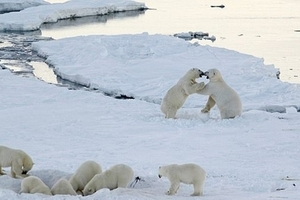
[195,82,205,91]
[167,181,180,195]
[201,96,215,113]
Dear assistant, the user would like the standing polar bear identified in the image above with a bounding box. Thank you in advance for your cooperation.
[20,176,52,195]
[158,163,206,196]
[69,160,102,193]
[161,68,205,118]
[83,164,134,196]
[51,178,77,195]
[0,145,34,178]
[197,68,242,119]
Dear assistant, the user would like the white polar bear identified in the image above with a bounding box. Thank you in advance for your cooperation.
[197,68,242,119]
[0,145,34,178]
[83,164,134,196]
[158,163,206,196]
[69,160,102,193]
[51,178,77,195]
[161,68,205,118]
[20,176,52,195]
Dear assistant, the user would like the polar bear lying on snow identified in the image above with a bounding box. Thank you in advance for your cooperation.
[0,145,34,178]
[197,68,242,119]
[51,178,77,195]
[69,160,102,193]
[161,68,205,118]
[20,176,52,195]
[158,163,206,196]
[83,164,134,196]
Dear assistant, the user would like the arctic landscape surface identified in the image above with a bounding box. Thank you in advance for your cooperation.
[0,0,300,200]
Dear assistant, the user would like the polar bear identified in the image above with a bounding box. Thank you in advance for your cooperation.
[69,160,102,193]
[51,178,77,195]
[0,145,34,178]
[197,68,242,119]
[158,163,206,196]
[20,176,52,195]
[83,164,134,196]
[161,68,205,118]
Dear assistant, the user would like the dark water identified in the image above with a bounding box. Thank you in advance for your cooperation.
[43,0,300,84]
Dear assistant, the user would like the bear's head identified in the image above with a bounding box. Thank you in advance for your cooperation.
[158,166,168,178]
[83,185,96,196]
[184,68,205,80]
[22,154,34,175]
[204,68,223,82]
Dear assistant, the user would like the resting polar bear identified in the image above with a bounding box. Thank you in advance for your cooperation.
[197,68,242,119]
[161,68,205,118]
[83,164,134,196]
[0,145,34,178]
[69,160,102,193]
[20,176,52,195]
[158,163,206,196]
[51,178,77,195]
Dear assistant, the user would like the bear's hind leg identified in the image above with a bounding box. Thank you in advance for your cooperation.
[191,182,204,196]
[201,96,215,113]
[0,166,6,175]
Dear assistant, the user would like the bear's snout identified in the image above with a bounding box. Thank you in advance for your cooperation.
[199,70,205,77]
[204,71,210,79]
[158,174,162,178]
[22,171,28,175]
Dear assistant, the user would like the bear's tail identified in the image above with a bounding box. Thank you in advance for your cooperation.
[129,176,143,188]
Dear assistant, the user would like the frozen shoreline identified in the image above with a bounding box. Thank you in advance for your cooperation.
[0,0,147,31]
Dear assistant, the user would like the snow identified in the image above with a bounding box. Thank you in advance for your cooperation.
[1,1,300,200]
[0,0,49,13]
[0,0,146,31]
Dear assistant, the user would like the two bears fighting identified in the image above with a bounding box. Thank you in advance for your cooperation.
[161,68,242,119]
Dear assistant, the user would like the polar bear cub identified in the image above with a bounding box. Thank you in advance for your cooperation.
[20,176,52,195]
[197,68,242,119]
[0,145,34,178]
[69,160,102,193]
[161,68,205,118]
[51,178,77,195]
[83,164,134,196]
[158,163,206,196]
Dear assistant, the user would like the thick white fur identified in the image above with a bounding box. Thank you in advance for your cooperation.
[0,145,34,178]
[161,68,205,118]
[83,164,134,196]
[69,160,102,192]
[51,178,77,195]
[20,176,52,195]
[197,68,242,119]
[158,163,206,196]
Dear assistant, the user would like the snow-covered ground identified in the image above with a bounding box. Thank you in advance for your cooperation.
[0,0,146,31]
[1,0,300,200]
[1,33,300,200]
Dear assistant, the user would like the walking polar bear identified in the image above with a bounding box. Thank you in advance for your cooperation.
[83,164,134,196]
[158,163,206,196]
[69,160,102,193]
[197,68,242,119]
[161,68,205,118]
[20,176,52,195]
[51,178,77,195]
[0,145,34,178]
